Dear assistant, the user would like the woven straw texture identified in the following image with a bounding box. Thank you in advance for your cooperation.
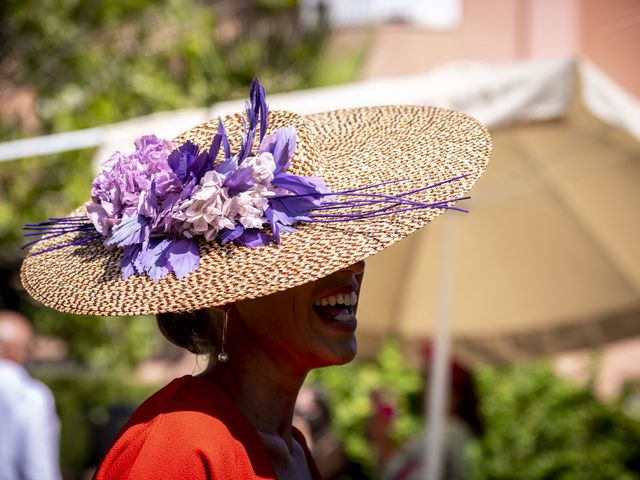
[21,106,491,316]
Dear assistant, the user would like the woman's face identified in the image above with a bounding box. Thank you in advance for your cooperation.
[231,261,365,371]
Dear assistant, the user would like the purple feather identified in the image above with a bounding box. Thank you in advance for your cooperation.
[233,228,271,247]
[121,244,142,279]
[104,214,149,248]
[217,118,232,161]
[165,238,200,279]
[272,173,328,196]
[264,207,296,244]
[208,132,222,166]
[168,141,199,183]
[258,127,296,175]
[219,225,244,245]
[238,78,269,163]
[249,78,269,142]
[136,238,171,281]
[223,166,255,196]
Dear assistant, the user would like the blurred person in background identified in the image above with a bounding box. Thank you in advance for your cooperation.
[0,310,61,480]
[294,386,368,480]
[369,345,483,480]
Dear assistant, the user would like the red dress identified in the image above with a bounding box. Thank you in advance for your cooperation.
[94,375,322,480]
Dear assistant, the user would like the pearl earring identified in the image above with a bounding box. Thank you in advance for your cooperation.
[217,309,229,363]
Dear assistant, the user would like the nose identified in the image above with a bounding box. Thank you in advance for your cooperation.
[341,260,365,275]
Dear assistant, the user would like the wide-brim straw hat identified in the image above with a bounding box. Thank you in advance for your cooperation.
[21,103,491,316]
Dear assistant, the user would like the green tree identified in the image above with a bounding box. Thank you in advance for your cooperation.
[308,340,423,473]
[468,362,640,480]
[307,343,640,479]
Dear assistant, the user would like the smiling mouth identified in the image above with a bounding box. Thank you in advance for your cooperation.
[313,291,358,323]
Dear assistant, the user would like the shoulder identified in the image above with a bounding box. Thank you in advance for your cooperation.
[0,361,55,415]
[95,376,266,480]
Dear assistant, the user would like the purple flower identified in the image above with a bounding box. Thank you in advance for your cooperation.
[168,141,210,184]
[86,135,182,237]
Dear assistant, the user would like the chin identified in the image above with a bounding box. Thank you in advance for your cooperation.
[320,337,358,367]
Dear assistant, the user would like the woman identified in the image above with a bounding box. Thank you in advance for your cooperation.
[20,79,491,478]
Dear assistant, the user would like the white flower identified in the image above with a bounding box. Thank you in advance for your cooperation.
[172,154,279,240]
[244,152,276,184]
[228,184,274,229]
[173,170,236,240]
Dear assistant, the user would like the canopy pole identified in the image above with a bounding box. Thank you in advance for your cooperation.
[424,215,457,479]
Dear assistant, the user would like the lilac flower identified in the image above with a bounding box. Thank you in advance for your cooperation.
[86,135,181,239]
[229,187,272,229]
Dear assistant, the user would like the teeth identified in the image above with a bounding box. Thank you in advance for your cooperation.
[334,314,353,322]
[314,291,358,307]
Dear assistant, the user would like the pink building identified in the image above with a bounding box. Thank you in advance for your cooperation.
[316,0,638,99]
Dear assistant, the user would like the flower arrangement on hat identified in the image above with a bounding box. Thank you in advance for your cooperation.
[83,80,328,280]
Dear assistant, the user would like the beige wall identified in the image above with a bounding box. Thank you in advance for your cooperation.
[355,0,638,99]
[579,0,640,97]
[361,0,525,79]
[528,0,579,59]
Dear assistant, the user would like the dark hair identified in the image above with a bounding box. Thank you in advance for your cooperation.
[156,309,219,355]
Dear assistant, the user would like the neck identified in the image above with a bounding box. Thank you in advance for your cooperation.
[202,347,308,448]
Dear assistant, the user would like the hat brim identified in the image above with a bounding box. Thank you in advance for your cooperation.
[20,106,491,316]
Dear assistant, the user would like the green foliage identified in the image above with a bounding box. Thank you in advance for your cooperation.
[309,344,640,479]
[468,361,640,480]
[26,306,159,374]
[308,340,423,471]
[37,373,155,471]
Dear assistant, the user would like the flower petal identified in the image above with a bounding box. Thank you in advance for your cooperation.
[165,238,200,279]
[121,244,142,279]
[234,228,272,247]
[105,214,149,248]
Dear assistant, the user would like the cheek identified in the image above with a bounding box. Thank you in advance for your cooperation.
[234,292,305,341]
